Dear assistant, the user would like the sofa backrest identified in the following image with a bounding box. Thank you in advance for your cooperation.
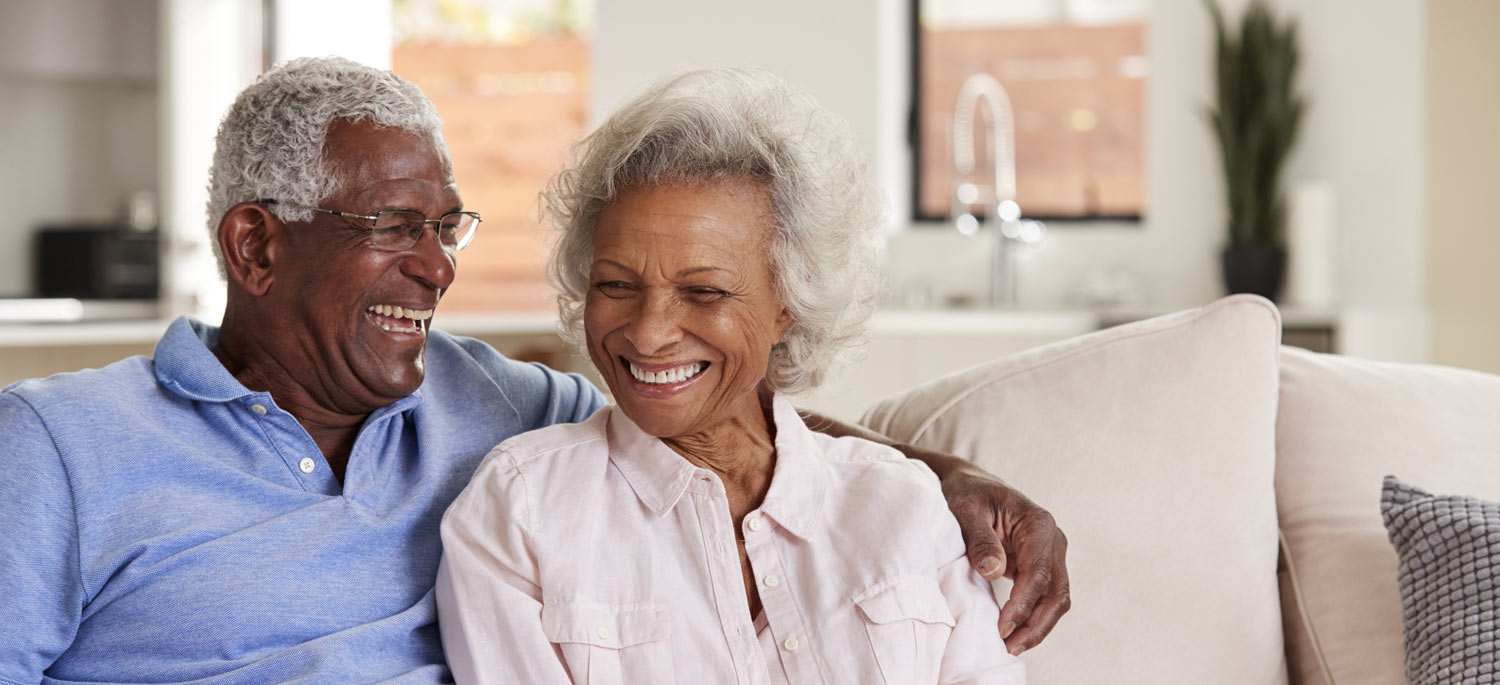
[1276,346,1500,684]
[862,295,1287,684]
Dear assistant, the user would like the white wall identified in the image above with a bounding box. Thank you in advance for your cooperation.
[592,0,906,230]
[160,0,265,320]
[593,0,1434,362]
[1426,0,1500,373]
[274,0,394,69]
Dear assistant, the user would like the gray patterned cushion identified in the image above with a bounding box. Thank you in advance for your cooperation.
[1381,476,1500,684]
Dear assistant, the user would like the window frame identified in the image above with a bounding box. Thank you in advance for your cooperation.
[907,0,1146,226]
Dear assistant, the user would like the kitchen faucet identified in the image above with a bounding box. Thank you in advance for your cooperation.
[951,73,1044,307]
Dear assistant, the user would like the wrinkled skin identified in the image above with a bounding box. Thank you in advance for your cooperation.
[213,120,461,478]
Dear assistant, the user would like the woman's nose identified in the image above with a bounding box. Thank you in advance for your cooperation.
[622,290,683,356]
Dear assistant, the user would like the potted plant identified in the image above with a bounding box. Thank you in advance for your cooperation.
[1205,0,1306,301]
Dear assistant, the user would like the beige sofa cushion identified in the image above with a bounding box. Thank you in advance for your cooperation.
[1276,347,1500,685]
[862,295,1286,684]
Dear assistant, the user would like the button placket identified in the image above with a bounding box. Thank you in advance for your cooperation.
[691,474,759,678]
[746,536,816,680]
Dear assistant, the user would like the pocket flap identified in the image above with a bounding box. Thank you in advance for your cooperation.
[541,597,670,648]
[853,575,957,627]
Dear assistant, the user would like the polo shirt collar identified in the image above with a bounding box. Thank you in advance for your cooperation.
[154,317,254,402]
[606,394,827,541]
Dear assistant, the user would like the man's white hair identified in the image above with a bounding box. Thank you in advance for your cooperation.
[544,68,885,395]
[206,56,450,277]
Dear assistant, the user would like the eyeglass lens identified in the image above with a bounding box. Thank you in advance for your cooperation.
[371,210,478,251]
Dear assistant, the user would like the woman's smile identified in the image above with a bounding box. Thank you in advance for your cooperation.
[622,357,711,397]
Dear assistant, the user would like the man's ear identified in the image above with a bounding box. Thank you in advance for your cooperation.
[217,202,281,296]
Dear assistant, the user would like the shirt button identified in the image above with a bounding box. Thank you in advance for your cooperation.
[783,636,800,651]
[298,458,316,473]
[747,517,763,532]
[763,574,781,588]
[251,403,268,415]
[597,626,610,640]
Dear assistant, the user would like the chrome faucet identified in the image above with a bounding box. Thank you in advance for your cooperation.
[951,73,1044,307]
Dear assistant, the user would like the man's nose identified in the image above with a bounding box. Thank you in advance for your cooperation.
[400,226,457,290]
[622,290,684,356]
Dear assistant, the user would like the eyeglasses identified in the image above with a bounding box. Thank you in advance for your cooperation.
[259,199,481,252]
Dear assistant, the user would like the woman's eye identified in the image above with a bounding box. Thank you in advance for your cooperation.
[593,281,634,297]
[686,288,729,302]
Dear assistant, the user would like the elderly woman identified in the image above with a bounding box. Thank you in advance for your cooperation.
[435,68,1027,684]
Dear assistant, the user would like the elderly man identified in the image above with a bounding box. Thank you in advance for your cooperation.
[0,57,1067,682]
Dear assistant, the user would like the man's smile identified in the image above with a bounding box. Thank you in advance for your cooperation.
[366,304,434,335]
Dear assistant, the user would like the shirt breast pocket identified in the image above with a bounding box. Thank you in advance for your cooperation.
[853,575,958,684]
[541,597,674,684]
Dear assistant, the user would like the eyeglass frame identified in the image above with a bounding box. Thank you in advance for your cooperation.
[257,198,481,252]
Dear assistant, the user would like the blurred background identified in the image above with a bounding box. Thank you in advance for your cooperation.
[0,0,1494,420]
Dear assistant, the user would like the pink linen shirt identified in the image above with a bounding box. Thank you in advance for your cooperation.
[436,395,1026,684]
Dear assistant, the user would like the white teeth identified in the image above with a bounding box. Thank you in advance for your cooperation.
[367,304,434,322]
[628,361,706,385]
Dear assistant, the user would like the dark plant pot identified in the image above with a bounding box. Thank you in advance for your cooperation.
[1221,245,1286,301]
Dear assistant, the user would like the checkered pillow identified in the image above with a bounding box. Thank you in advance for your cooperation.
[1381,476,1500,684]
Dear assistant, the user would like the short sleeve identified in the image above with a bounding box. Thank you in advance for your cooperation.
[0,392,85,681]
[437,333,604,429]
[540,363,605,424]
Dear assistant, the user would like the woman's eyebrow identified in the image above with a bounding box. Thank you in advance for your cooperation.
[675,266,731,278]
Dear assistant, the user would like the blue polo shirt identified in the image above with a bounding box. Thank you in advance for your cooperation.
[0,317,604,684]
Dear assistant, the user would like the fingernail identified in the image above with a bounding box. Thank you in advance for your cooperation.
[1000,621,1016,639]
[977,556,1002,576]
[1009,644,1026,657]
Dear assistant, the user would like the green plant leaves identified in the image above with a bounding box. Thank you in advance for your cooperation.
[1204,0,1306,247]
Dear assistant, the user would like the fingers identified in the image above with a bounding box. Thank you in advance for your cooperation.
[952,501,1007,580]
[1002,587,1071,656]
[996,564,1048,642]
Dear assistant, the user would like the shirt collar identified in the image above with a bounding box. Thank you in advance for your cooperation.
[152,316,424,414]
[606,408,699,516]
[153,317,255,402]
[755,395,827,541]
[606,394,827,541]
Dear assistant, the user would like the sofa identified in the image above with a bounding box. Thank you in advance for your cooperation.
[859,294,1500,684]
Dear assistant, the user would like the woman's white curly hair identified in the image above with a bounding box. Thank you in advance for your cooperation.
[206,56,451,277]
[543,68,884,395]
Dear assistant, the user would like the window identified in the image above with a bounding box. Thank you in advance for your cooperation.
[913,0,1148,222]
[392,0,593,312]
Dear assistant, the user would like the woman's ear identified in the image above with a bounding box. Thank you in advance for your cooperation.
[774,308,793,344]
[217,202,280,296]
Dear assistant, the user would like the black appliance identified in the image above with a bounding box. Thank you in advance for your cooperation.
[34,225,159,299]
